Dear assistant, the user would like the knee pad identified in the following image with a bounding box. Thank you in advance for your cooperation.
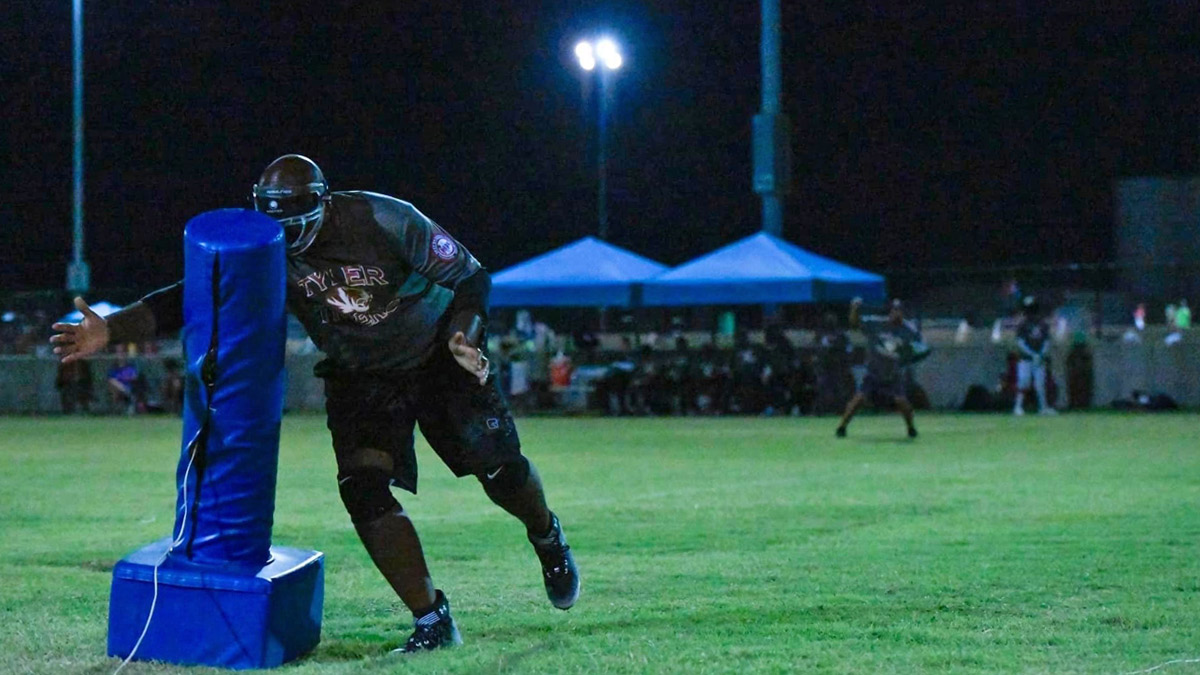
[476,456,531,494]
[337,467,400,525]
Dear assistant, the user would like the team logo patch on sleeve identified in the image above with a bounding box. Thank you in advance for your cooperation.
[431,234,458,261]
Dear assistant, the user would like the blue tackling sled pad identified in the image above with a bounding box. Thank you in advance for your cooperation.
[107,209,324,669]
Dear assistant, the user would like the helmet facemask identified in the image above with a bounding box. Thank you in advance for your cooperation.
[251,154,330,254]
[252,182,328,253]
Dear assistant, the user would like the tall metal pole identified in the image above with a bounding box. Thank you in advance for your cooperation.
[761,0,780,117]
[597,68,612,241]
[753,0,789,237]
[67,0,91,294]
[760,0,781,236]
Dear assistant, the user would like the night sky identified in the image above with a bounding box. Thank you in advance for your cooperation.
[4,2,1199,296]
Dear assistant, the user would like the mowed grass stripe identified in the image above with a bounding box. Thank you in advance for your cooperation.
[1,413,1197,674]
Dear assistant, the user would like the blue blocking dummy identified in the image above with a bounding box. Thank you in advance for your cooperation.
[108,209,324,669]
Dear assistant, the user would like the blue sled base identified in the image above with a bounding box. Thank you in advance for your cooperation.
[107,537,324,669]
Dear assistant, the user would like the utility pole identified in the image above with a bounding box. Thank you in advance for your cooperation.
[752,0,791,236]
[598,66,613,240]
[67,0,91,295]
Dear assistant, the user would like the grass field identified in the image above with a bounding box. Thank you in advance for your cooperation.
[3,412,1200,674]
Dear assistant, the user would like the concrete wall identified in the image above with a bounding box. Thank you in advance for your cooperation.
[4,341,1198,415]
[915,339,1200,409]
[0,354,325,416]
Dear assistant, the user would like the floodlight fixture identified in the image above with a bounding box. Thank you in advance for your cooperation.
[575,41,597,71]
[595,38,622,70]
[571,34,625,240]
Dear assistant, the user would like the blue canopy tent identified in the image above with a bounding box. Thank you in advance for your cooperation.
[490,237,669,307]
[57,301,123,324]
[642,232,885,306]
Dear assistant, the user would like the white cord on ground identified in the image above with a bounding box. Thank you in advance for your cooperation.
[1122,658,1200,675]
[112,439,200,675]
[111,565,159,675]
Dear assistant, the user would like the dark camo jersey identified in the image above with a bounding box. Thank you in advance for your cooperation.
[1015,318,1050,361]
[287,191,480,374]
[861,319,928,381]
[145,191,481,375]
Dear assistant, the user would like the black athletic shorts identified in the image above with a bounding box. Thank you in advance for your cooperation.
[323,345,522,494]
[861,369,907,402]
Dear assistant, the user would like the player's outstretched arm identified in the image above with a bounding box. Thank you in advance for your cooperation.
[50,297,111,364]
[50,297,161,364]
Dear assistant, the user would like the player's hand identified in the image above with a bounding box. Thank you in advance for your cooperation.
[50,297,110,364]
[449,331,489,386]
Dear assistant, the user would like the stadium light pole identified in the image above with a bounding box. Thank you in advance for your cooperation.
[574,38,622,241]
[752,0,789,238]
[67,0,91,294]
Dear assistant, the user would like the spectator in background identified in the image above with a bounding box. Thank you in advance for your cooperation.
[693,344,731,415]
[106,352,143,415]
[1001,278,1022,312]
[507,341,534,406]
[513,309,535,341]
[760,325,796,416]
[1065,332,1094,410]
[0,310,17,353]
[626,345,657,415]
[993,278,1022,343]
[665,336,694,415]
[55,358,93,414]
[573,329,599,354]
[13,314,41,354]
[728,331,763,414]
[597,337,637,415]
[161,358,184,414]
[1165,299,1190,346]
[527,322,556,407]
[1125,303,1147,343]
[815,312,854,414]
[1013,296,1056,415]
[786,352,819,416]
[639,346,676,415]
[955,316,973,344]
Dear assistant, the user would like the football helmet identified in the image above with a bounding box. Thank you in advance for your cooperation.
[251,154,329,253]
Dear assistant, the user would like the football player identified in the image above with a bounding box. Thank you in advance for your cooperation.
[835,298,930,439]
[1013,295,1056,415]
[50,155,580,653]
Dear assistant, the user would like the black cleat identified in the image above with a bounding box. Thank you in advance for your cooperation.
[530,512,580,610]
[907,426,918,438]
[835,426,847,438]
[393,589,462,654]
